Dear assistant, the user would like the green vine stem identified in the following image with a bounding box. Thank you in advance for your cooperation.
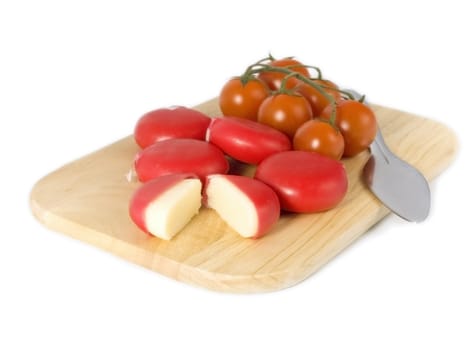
[274,72,303,95]
[307,81,356,100]
[267,53,276,61]
[239,56,275,85]
[249,63,339,126]
[237,59,363,126]
[282,64,322,80]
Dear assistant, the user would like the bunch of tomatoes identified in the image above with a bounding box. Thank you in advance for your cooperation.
[219,55,377,160]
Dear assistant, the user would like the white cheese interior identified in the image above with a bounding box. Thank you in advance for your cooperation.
[144,179,202,240]
[206,176,258,238]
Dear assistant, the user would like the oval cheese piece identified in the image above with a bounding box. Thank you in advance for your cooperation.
[207,117,291,164]
[134,139,229,182]
[254,151,348,213]
[134,107,211,148]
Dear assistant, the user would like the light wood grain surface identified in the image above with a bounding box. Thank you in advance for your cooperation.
[30,99,458,293]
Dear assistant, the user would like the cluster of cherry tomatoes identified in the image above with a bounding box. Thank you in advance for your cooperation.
[219,56,377,160]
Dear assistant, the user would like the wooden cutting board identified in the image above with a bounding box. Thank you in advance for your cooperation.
[30,99,458,293]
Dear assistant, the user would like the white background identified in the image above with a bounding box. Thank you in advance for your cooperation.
[1,1,466,349]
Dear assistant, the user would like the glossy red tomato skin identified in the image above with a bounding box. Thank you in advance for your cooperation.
[293,119,345,160]
[254,151,348,213]
[258,58,310,90]
[207,117,291,164]
[321,100,377,157]
[134,139,229,183]
[134,107,211,149]
[257,93,313,138]
[296,79,341,116]
[219,77,269,121]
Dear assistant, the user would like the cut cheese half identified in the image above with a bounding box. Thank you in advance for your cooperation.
[205,174,280,239]
[144,179,202,240]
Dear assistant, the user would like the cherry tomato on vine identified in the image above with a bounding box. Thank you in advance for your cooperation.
[320,99,377,157]
[258,58,310,90]
[296,79,341,116]
[293,119,345,160]
[219,77,269,121]
[257,93,313,138]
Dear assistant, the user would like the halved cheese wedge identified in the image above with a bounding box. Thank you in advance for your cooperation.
[129,174,202,240]
[205,174,280,239]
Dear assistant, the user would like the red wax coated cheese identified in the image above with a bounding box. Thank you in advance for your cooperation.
[134,107,211,148]
[129,173,202,240]
[134,139,229,182]
[206,117,291,164]
[204,174,280,238]
[254,151,348,213]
